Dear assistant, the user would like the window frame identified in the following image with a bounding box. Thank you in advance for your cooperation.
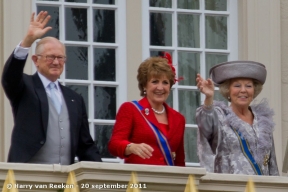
[142,0,238,166]
[32,0,127,163]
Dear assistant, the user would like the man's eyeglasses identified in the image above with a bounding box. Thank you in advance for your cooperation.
[37,55,66,63]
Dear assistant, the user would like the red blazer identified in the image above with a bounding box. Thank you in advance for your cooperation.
[108,97,185,166]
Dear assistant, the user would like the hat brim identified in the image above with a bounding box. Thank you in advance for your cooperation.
[209,61,267,86]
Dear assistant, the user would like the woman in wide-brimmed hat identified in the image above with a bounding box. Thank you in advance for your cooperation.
[196,61,279,175]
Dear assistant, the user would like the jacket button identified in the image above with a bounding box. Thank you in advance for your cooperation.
[40,141,44,145]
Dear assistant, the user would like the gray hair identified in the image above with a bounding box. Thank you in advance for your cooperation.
[219,79,263,102]
[35,37,66,55]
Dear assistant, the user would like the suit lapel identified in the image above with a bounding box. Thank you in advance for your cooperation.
[138,97,162,131]
[164,103,176,141]
[137,98,177,143]
[32,73,49,134]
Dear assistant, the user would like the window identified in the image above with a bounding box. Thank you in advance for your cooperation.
[33,0,126,162]
[142,0,238,166]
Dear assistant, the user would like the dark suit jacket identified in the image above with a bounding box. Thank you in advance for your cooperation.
[108,97,185,166]
[1,52,102,164]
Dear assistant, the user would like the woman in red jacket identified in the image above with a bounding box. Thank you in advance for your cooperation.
[108,52,185,166]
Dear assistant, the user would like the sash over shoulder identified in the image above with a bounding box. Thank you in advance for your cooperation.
[131,100,174,166]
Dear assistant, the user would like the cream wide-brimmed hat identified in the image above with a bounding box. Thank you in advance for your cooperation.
[209,60,267,86]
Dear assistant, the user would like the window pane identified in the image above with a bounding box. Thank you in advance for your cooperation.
[205,16,227,49]
[94,87,116,119]
[150,13,172,46]
[95,125,114,158]
[178,14,200,48]
[184,128,199,162]
[65,0,87,2]
[177,0,200,10]
[214,90,228,104]
[65,8,87,41]
[205,53,228,78]
[205,0,227,11]
[94,48,115,81]
[178,52,200,86]
[150,50,172,57]
[65,46,88,80]
[65,85,88,113]
[93,0,115,4]
[37,6,59,39]
[178,90,200,124]
[150,0,172,8]
[93,9,115,43]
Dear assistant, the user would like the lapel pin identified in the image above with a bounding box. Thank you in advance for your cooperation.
[71,99,74,102]
[145,108,149,115]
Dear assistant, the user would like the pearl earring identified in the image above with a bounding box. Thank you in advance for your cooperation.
[144,90,146,95]
[228,96,231,100]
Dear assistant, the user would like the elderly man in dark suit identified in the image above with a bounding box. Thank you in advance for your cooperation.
[1,11,102,164]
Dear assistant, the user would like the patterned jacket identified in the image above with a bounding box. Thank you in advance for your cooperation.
[196,99,279,175]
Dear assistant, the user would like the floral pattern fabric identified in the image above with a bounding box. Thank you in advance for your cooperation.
[196,99,279,175]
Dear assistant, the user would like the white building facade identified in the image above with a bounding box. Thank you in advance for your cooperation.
[0,0,287,176]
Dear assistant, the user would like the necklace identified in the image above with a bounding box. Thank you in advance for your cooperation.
[151,106,165,114]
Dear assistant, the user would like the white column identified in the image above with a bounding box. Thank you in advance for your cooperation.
[126,0,142,101]
[0,0,4,162]
[280,0,288,175]
[238,0,283,173]
[1,0,33,161]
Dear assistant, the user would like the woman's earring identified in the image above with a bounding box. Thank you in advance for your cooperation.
[228,96,231,100]
[144,90,146,95]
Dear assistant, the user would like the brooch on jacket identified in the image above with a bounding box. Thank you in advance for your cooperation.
[145,108,149,115]
[263,154,269,166]
[172,152,176,160]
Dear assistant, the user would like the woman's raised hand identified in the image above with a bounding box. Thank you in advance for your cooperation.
[196,73,215,98]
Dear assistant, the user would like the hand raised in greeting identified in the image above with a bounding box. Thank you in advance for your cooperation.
[196,73,215,98]
[21,11,52,47]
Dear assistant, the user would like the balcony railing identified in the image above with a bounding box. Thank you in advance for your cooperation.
[0,162,288,192]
